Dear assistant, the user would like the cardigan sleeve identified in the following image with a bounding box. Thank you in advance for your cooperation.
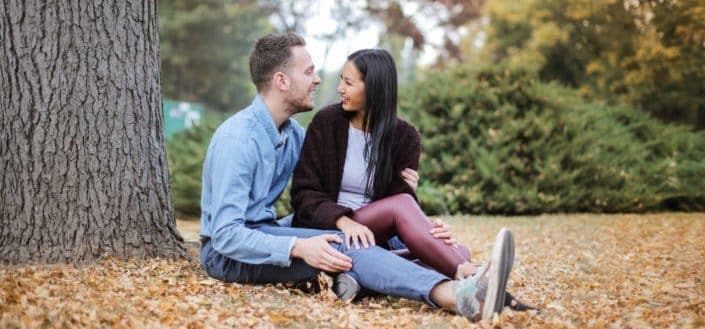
[291,112,354,230]
[382,121,421,200]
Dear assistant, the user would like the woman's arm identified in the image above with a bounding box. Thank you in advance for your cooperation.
[384,120,422,199]
[401,168,419,192]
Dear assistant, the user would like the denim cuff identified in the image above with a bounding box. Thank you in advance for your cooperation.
[270,236,297,267]
[423,277,451,308]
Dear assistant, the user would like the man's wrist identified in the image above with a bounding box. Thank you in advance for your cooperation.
[289,237,299,259]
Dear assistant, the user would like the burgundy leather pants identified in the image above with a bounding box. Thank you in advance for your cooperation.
[353,193,471,278]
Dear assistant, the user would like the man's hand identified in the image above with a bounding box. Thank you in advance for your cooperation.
[401,168,419,192]
[336,216,376,250]
[429,219,457,246]
[290,235,352,273]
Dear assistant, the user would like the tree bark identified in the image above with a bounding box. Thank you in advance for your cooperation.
[0,0,188,263]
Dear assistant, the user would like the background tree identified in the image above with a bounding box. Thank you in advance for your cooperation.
[0,0,187,263]
[364,0,484,62]
[477,0,705,129]
[263,0,484,64]
[159,0,272,112]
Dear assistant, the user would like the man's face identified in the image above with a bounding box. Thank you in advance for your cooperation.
[283,46,320,113]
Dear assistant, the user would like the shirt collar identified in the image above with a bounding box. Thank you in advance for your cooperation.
[252,95,290,149]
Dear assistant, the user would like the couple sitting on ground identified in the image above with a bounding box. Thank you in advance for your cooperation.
[199,32,527,322]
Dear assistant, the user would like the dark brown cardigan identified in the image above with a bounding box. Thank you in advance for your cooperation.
[291,103,421,230]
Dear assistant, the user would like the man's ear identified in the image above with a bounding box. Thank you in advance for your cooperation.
[273,71,289,92]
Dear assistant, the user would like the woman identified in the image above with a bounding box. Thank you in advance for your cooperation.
[291,49,477,280]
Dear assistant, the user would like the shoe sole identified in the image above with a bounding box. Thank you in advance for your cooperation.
[482,228,515,320]
[334,273,359,303]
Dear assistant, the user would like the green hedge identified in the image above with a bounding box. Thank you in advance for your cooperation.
[401,67,705,214]
[167,120,217,217]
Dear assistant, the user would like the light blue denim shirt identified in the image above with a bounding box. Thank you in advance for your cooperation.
[200,95,305,266]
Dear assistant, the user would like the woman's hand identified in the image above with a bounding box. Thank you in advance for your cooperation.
[335,216,376,249]
[429,219,457,246]
[401,168,419,192]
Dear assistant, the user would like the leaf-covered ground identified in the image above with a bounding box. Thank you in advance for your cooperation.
[2,213,704,328]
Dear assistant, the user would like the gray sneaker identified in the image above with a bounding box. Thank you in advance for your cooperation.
[483,228,514,319]
[333,273,360,303]
[455,228,515,322]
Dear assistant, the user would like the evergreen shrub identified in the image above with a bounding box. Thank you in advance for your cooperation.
[167,120,218,216]
[401,67,705,214]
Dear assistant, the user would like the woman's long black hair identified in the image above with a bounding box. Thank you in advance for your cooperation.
[345,49,398,201]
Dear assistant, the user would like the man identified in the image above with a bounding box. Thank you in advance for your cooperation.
[199,32,515,322]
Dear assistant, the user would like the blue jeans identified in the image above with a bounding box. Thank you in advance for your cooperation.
[200,222,447,305]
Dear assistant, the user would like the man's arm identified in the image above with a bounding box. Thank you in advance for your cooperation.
[290,234,352,272]
[207,135,297,266]
[207,134,352,271]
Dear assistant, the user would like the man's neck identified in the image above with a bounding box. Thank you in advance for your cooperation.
[260,94,291,129]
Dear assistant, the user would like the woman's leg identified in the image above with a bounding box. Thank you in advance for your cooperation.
[353,193,472,278]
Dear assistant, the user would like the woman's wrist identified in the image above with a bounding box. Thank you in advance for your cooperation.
[335,215,353,230]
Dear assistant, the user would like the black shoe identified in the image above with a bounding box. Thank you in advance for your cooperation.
[504,291,539,311]
[333,273,360,303]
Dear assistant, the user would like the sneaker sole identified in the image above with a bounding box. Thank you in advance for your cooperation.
[334,273,359,303]
[482,228,515,320]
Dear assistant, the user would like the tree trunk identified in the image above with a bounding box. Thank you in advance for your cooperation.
[0,0,188,263]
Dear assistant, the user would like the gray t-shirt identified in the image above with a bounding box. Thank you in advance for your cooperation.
[337,125,372,210]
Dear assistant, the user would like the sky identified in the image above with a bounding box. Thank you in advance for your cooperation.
[297,0,440,72]
[301,1,380,72]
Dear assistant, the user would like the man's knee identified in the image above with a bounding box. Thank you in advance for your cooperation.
[328,231,348,250]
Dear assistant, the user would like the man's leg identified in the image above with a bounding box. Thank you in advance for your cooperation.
[342,245,449,306]
[256,224,452,306]
[284,231,448,306]
[201,223,448,307]
[248,223,450,306]
[203,223,517,322]
[200,224,336,284]
[200,239,319,284]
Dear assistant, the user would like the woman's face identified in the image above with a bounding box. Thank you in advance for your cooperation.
[337,60,366,114]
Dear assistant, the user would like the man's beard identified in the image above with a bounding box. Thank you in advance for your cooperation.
[287,91,314,114]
